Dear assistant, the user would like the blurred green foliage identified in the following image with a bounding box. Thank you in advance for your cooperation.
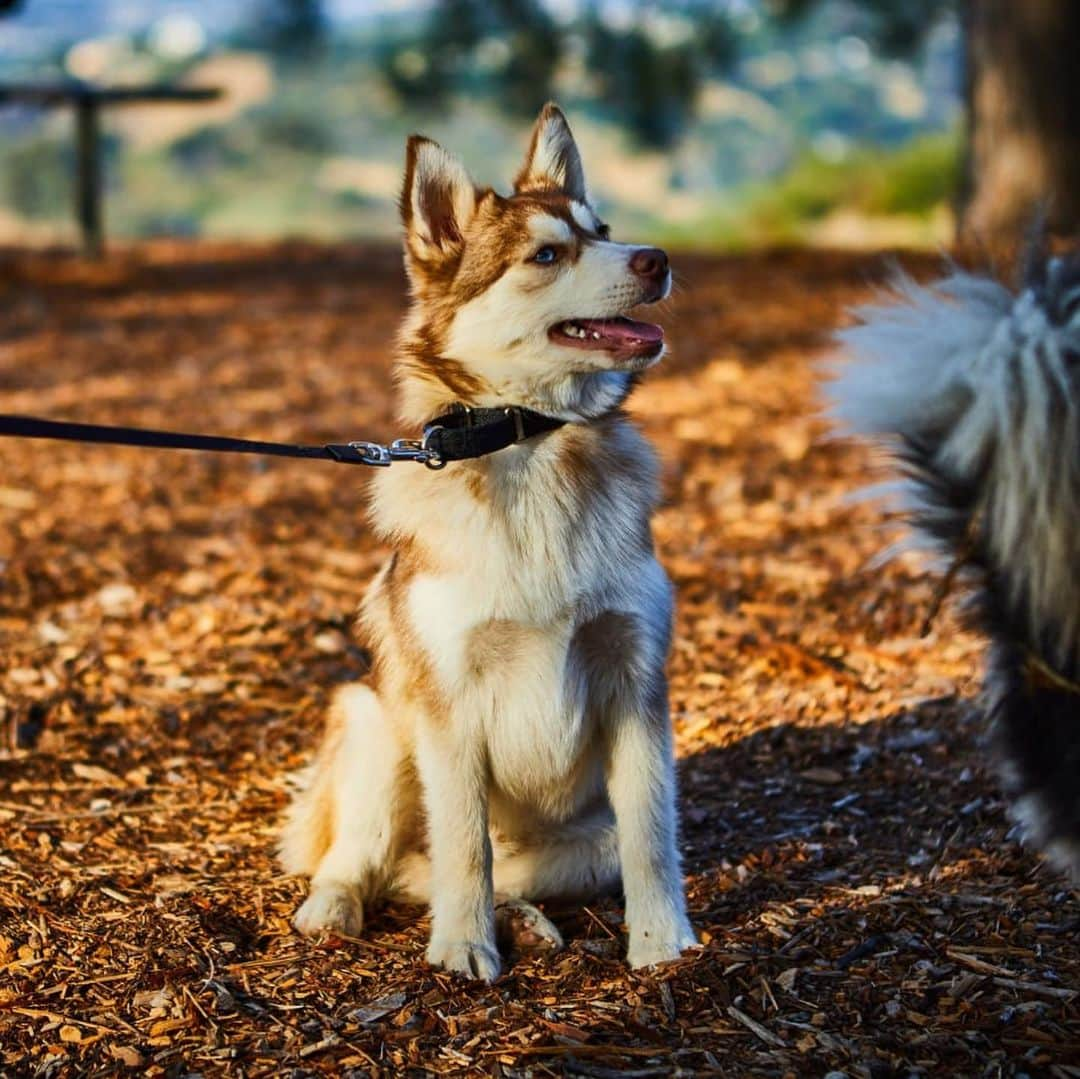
[656,128,961,249]
[240,0,327,64]
[750,129,959,219]
[170,126,255,174]
[772,0,954,56]
[378,1,738,147]
[378,0,562,118]
[248,106,336,155]
[584,7,737,148]
[2,138,72,218]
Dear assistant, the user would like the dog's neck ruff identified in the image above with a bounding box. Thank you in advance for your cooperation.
[422,404,566,466]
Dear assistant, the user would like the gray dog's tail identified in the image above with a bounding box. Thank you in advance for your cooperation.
[827,250,1080,878]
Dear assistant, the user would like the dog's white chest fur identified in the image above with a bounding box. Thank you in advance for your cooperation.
[383,437,662,816]
[411,584,595,812]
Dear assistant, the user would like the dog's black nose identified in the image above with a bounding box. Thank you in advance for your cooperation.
[630,247,669,283]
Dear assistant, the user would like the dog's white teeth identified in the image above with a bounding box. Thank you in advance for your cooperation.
[563,322,587,338]
[590,331,601,340]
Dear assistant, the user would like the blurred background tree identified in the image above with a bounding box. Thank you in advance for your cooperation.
[962,1,1080,241]
[583,3,738,148]
[383,1,738,147]
[379,0,564,118]
[774,0,1080,242]
[242,0,326,64]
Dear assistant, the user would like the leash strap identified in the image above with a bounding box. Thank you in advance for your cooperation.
[0,407,566,469]
[0,413,369,464]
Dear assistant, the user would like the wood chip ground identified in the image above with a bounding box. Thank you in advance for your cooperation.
[0,244,1076,1077]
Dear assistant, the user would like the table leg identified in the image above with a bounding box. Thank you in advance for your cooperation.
[74,97,102,258]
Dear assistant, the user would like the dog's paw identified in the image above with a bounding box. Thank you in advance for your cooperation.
[495,899,564,954]
[627,919,699,969]
[427,936,501,983]
[293,883,365,938]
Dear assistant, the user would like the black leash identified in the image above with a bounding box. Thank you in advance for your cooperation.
[0,405,565,471]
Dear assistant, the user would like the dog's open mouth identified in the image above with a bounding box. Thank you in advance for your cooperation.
[548,317,664,360]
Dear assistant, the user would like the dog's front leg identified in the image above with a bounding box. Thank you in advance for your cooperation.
[415,718,500,982]
[606,679,697,968]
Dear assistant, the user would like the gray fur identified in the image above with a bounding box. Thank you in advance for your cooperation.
[827,256,1080,880]
[830,263,1080,668]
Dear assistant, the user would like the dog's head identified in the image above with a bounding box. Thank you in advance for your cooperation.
[397,103,671,420]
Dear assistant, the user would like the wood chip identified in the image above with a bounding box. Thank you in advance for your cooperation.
[727,1005,787,1049]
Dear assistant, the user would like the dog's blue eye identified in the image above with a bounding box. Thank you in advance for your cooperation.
[533,246,558,265]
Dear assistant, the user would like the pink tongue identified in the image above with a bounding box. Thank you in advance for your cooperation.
[579,317,663,345]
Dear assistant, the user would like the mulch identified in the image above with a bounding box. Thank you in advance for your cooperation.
[0,242,1076,1078]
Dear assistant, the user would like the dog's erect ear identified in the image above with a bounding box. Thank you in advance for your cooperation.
[401,136,478,261]
[514,102,588,202]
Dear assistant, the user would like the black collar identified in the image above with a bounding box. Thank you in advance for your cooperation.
[422,404,566,463]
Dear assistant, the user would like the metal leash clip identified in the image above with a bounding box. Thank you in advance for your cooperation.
[419,425,447,470]
[393,436,445,470]
[346,437,445,470]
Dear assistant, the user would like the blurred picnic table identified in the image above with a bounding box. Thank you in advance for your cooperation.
[0,81,221,256]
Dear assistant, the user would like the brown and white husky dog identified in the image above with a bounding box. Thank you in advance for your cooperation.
[280,104,697,981]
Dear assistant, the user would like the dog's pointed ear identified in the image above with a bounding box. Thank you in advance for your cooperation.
[514,102,588,202]
[401,136,478,262]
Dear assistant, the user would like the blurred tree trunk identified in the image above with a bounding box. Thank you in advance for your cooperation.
[961,0,1080,243]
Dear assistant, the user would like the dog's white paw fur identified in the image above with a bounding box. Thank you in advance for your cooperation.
[293,883,365,938]
[627,918,698,969]
[427,936,501,983]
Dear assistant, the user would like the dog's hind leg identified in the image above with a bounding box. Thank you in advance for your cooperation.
[395,810,620,953]
[494,898,563,954]
[491,812,622,903]
[282,683,417,937]
[494,819,622,954]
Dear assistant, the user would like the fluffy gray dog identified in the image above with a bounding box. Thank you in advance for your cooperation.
[829,247,1080,879]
